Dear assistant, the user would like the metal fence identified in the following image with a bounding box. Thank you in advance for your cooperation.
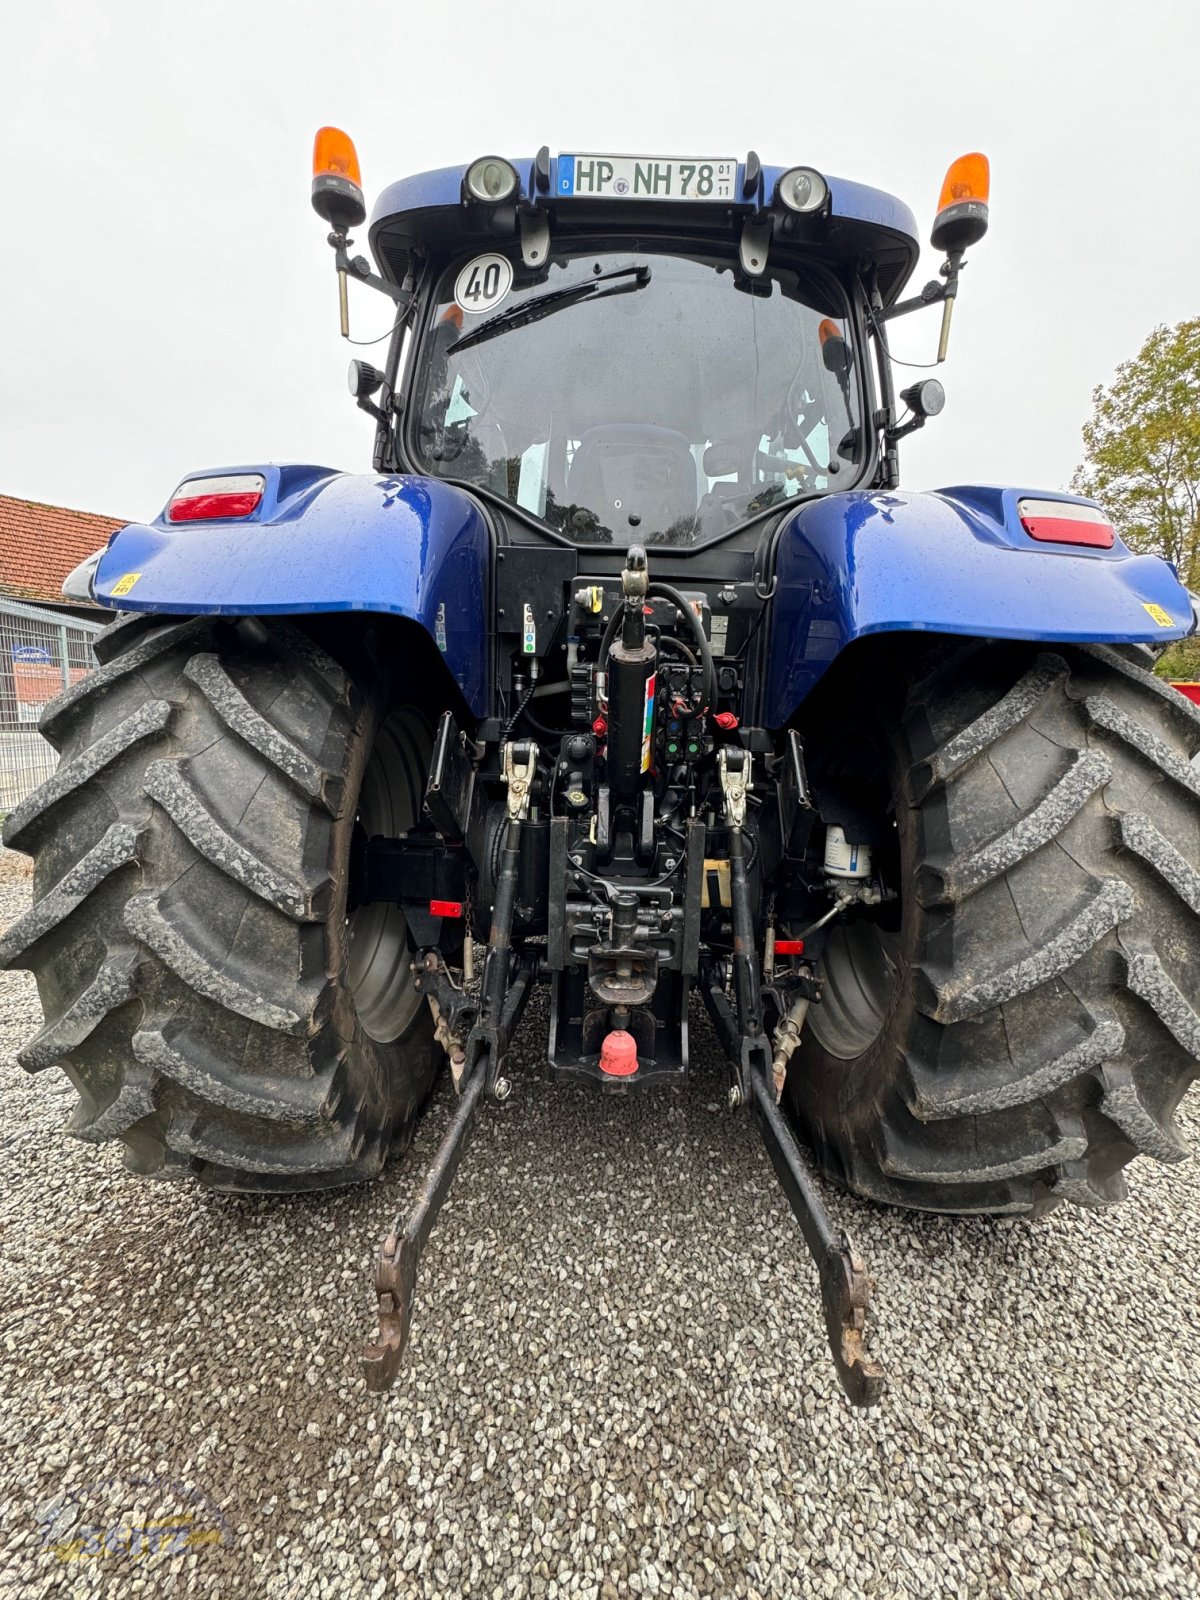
[0,597,103,815]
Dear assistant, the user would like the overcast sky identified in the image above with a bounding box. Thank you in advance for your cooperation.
[3,0,1197,523]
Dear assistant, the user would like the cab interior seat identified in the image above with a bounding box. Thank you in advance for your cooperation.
[566,424,698,538]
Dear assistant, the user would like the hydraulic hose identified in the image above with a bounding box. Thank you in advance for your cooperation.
[596,603,623,682]
[647,580,716,712]
[597,581,717,713]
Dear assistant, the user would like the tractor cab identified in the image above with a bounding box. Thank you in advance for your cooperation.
[320,145,964,545]
[411,242,862,546]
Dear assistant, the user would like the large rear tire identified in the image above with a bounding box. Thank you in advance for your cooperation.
[1,613,438,1192]
[788,641,1200,1216]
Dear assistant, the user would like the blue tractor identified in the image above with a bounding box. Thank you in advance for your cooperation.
[6,136,1198,1404]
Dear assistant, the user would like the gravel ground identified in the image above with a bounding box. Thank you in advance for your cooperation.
[0,851,1198,1599]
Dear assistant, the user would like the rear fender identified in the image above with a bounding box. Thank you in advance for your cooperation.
[764,486,1196,726]
[93,466,492,714]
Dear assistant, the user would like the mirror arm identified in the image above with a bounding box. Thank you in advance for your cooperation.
[934,250,964,362]
[880,275,949,321]
[879,250,966,323]
[326,228,416,341]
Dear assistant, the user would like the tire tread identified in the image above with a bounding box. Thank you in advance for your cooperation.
[2,616,436,1192]
[791,641,1200,1215]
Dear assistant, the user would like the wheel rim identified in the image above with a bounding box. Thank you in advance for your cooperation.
[806,917,901,1061]
[347,712,427,1044]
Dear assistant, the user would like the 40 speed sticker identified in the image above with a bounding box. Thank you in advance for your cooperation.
[454,253,513,315]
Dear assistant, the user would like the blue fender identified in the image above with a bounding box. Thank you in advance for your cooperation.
[764,486,1196,727]
[93,465,492,715]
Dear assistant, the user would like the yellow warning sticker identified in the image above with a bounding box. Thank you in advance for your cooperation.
[111,572,142,597]
[1142,602,1175,628]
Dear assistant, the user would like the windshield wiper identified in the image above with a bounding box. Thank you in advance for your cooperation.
[449,265,651,354]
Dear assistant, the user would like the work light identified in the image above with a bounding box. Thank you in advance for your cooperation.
[465,157,519,204]
[777,167,828,215]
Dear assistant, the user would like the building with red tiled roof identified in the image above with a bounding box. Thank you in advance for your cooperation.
[0,494,127,617]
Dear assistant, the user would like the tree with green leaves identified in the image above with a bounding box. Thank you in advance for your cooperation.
[1071,317,1200,594]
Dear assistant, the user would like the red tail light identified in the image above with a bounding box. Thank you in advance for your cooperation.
[168,474,265,523]
[1018,498,1114,549]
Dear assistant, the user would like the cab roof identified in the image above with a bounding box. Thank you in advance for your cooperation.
[368,155,921,305]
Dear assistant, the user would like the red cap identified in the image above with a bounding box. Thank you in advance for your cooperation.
[599,1029,639,1077]
[592,715,608,736]
[714,712,739,731]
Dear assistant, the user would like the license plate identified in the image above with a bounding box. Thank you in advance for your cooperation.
[557,153,737,203]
